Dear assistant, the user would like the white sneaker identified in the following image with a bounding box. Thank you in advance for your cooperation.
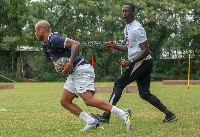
[80,119,100,131]
[123,108,131,131]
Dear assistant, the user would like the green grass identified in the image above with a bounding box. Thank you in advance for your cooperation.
[0,82,200,137]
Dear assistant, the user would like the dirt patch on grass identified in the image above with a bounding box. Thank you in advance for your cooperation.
[95,85,138,93]
[163,80,200,85]
[0,83,14,90]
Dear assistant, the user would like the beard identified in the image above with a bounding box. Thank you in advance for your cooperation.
[37,34,44,41]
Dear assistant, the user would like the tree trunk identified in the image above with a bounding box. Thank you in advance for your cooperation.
[20,51,25,79]
[176,49,181,66]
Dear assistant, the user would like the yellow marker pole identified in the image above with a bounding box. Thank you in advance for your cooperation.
[188,54,190,89]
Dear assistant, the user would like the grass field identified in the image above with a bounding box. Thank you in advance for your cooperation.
[0,82,200,137]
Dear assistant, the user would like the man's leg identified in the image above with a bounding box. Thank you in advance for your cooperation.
[90,61,154,123]
[90,66,135,122]
[79,90,131,131]
[136,60,178,123]
[60,88,100,130]
[137,70,167,112]
[60,88,82,116]
[72,63,130,129]
[90,60,153,122]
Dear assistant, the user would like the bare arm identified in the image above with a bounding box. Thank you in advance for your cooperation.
[60,38,80,75]
[114,45,128,52]
[66,38,80,64]
[105,41,128,52]
[120,40,150,68]
[132,40,150,63]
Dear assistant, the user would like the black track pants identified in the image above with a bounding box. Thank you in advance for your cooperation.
[108,58,166,112]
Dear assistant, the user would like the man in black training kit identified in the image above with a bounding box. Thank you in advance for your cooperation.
[90,3,178,123]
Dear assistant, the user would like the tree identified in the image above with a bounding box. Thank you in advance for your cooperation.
[1,0,200,81]
[0,0,29,72]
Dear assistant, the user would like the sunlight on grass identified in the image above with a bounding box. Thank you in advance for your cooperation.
[0,82,200,136]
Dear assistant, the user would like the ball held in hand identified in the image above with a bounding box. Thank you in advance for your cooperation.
[55,57,70,73]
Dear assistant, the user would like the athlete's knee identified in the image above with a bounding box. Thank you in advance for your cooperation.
[114,80,125,91]
[114,80,120,87]
[60,99,70,108]
[83,98,94,106]
[60,99,66,107]
[139,90,152,100]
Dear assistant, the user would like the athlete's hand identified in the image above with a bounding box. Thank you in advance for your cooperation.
[54,67,60,74]
[119,59,131,68]
[105,41,115,50]
[52,61,61,74]
[59,62,73,75]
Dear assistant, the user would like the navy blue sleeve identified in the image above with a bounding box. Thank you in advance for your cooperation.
[50,34,68,48]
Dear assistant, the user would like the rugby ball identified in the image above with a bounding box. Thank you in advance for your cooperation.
[55,57,70,73]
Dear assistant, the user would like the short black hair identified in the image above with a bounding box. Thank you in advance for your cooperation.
[124,2,135,11]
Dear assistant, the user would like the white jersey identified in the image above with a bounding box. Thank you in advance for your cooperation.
[124,20,152,71]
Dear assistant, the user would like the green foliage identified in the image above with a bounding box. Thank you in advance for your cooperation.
[152,58,200,81]
[36,72,66,82]
[0,0,200,81]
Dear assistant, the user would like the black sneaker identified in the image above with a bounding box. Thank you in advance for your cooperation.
[163,113,178,123]
[90,113,109,123]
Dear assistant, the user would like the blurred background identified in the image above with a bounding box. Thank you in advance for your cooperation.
[0,0,200,82]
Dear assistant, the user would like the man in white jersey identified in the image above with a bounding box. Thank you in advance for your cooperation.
[90,2,178,123]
